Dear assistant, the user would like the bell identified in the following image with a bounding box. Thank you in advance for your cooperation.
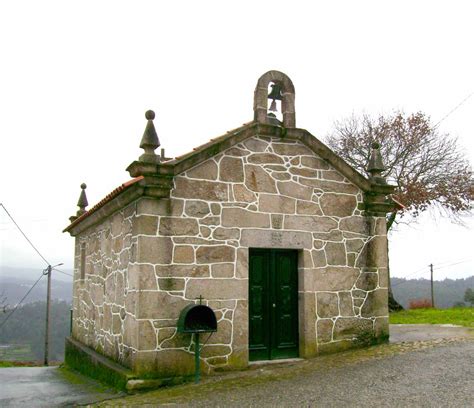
[269,99,277,112]
[268,83,282,101]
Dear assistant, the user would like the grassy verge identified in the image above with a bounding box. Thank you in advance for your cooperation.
[390,307,474,328]
[0,360,43,368]
[0,361,18,368]
[0,344,37,361]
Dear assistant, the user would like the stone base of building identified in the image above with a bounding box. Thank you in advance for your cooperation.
[64,337,192,392]
[66,327,389,392]
[65,337,137,391]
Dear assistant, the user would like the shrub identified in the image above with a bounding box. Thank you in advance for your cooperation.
[464,288,474,306]
[408,298,432,309]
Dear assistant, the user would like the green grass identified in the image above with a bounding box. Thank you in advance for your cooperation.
[0,361,17,368]
[0,344,37,362]
[390,307,474,328]
[0,360,42,367]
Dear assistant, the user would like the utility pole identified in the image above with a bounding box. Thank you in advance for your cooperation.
[43,263,63,366]
[430,263,435,308]
[43,265,52,366]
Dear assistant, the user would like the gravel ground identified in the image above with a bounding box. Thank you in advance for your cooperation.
[200,342,474,407]
[103,339,474,407]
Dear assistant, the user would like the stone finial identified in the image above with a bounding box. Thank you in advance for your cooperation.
[367,142,386,185]
[69,183,88,223]
[77,183,88,215]
[139,110,161,163]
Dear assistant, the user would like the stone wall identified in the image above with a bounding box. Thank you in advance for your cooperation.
[72,203,138,369]
[72,134,389,377]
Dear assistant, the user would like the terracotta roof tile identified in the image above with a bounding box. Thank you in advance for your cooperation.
[392,197,405,210]
[65,176,143,230]
[172,121,255,161]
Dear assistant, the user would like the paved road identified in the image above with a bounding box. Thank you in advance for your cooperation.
[0,366,120,407]
[1,325,472,407]
[389,323,473,343]
[118,340,474,407]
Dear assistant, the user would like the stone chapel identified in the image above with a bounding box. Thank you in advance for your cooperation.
[64,71,395,387]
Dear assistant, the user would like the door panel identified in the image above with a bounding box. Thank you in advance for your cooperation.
[248,250,270,360]
[249,249,298,361]
[273,250,299,358]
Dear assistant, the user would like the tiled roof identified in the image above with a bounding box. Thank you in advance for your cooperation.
[392,197,405,210]
[65,176,143,231]
[170,122,254,162]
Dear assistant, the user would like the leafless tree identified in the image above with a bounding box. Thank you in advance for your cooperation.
[326,112,473,309]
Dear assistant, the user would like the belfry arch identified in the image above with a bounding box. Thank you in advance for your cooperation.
[253,70,296,128]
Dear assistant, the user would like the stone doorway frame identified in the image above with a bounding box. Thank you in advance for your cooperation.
[238,229,316,364]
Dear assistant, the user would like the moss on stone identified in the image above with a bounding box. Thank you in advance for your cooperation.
[65,337,135,391]
[354,328,389,348]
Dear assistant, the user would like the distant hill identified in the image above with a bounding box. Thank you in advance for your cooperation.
[0,300,71,362]
[391,276,474,309]
[0,266,72,282]
[0,271,72,306]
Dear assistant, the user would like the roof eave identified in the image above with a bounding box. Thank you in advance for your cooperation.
[63,178,145,236]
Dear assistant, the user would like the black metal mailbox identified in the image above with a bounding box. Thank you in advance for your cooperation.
[177,304,217,334]
[177,302,217,383]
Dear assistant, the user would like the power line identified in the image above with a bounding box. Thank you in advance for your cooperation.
[433,258,471,268]
[0,272,44,330]
[0,203,50,266]
[435,259,471,270]
[433,91,474,128]
[391,259,471,288]
[403,266,427,279]
[392,276,423,288]
[53,268,73,278]
[392,266,427,286]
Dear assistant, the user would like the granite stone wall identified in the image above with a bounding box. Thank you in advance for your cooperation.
[72,134,389,377]
[72,203,138,368]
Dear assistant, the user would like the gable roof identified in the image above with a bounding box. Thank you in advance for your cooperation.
[65,121,392,235]
[157,121,372,190]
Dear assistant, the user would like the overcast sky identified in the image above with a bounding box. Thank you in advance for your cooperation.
[1,1,473,282]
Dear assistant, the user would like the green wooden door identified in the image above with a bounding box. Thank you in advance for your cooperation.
[249,248,299,361]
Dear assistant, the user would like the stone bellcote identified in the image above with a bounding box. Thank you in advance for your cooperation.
[254,70,296,128]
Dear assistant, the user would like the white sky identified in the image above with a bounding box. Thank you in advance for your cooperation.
[1,0,473,282]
